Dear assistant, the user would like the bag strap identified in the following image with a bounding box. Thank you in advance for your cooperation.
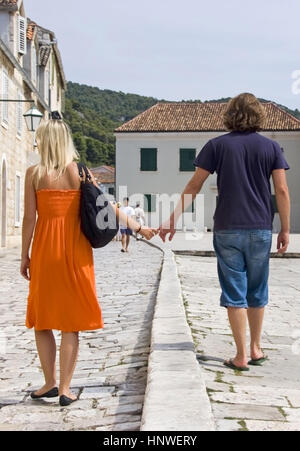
[77,163,92,182]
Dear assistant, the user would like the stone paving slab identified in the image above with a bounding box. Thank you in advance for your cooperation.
[0,241,162,431]
[177,255,300,432]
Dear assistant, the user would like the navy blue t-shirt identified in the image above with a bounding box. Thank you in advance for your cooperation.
[194,131,290,231]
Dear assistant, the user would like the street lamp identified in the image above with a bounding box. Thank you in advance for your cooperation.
[0,99,44,132]
[23,105,44,132]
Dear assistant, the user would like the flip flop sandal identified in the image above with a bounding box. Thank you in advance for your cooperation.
[248,355,268,366]
[224,359,249,372]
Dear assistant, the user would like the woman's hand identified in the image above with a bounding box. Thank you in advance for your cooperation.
[20,256,31,281]
[139,227,158,241]
[158,218,176,242]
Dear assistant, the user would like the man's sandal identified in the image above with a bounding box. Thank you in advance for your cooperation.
[248,354,268,366]
[224,359,249,372]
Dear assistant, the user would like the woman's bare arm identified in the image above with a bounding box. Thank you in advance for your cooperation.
[86,167,157,240]
[21,167,37,280]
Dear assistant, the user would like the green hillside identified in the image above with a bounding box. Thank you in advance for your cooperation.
[64,82,300,167]
[64,82,159,167]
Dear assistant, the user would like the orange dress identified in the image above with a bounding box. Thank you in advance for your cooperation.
[26,189,104,332]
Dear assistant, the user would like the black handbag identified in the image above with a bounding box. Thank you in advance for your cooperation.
[77,163,119,248]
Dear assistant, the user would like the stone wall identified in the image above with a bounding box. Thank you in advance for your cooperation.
[0,48,40,249]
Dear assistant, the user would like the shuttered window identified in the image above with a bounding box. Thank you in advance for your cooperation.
[144,194,156,213]
[17,90,23,135]
[141,148,157,171]
[1,70,9,124]
[45,69,50,104]
[31,46,37,86]
[180,149,196,172]
[18,16,27,55]
[15,174,21,226]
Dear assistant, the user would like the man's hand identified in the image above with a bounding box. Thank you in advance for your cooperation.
[158,219,176,243]
[277,231,289,254]
[20,256,31,281]
[139,227,158,241]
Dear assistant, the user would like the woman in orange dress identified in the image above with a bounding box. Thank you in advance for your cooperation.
[20,116,157,406]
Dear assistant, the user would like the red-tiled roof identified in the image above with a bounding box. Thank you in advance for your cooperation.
[90,166,115,184]
[115,102,300,133]
[27,22,36,40]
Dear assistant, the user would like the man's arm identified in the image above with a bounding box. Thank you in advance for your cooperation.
[272,169,290,254]
[159,167,210,242]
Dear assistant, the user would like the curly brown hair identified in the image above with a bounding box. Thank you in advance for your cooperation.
[223,93,266,132]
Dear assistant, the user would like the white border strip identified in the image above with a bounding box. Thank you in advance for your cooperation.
[141,249,215,431]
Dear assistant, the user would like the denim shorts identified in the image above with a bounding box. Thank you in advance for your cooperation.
[120,228,133,236]
[213,229,272,309]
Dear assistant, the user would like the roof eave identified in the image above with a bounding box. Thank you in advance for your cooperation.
[115,128,300,134]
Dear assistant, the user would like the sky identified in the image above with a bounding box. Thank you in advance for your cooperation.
[24,0,300,110]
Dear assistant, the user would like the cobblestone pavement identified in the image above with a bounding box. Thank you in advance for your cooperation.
[177,256,300,432]
[0,240,162,431]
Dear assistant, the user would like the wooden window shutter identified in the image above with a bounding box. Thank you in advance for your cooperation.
[180,149,196,172]
[2,70,9,123]
[141,148,157,171]
[144,194,157,213]
[18,16,27,55]
[17,91,23,135]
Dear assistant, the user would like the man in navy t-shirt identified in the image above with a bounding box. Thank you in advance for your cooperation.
[159,93,291,372]
[194,131,289,231]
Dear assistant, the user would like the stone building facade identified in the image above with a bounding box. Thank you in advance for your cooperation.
[0,0,66,249]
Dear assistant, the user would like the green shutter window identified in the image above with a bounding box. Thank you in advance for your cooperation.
[141,148,157,171]
[180,149,196,172]
[185,200,195,213]
[144,194,156,213]
[272,195,279,213]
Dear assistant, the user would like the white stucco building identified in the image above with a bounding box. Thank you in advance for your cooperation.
[115,102,300,233]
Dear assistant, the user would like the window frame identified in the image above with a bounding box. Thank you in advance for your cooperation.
[16,90,23,137]
[18,16,27,55]
[144,194,157,213]
[15,172,22,227]
[140,148,158,172]
[1,69,9,126]
[179,148,196,172]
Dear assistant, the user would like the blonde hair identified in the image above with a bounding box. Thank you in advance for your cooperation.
[32,119,80,186]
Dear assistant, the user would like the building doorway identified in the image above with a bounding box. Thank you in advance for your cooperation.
[1,159,7,248]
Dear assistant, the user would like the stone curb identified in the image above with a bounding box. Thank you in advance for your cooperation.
[140,245,215,431]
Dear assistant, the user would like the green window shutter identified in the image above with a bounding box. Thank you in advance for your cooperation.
[144,194,156,213]
[186,200,195,213]
[180,149,196,172]
[272,195,278,213]
[141,148,157,171]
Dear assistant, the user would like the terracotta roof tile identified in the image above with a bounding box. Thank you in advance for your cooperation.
[115,102,300,133]
[27,22,36,40]
[90,166,115,184]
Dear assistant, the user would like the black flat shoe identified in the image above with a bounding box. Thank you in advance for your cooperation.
[31,387,59,399]
[59,395,78,407]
